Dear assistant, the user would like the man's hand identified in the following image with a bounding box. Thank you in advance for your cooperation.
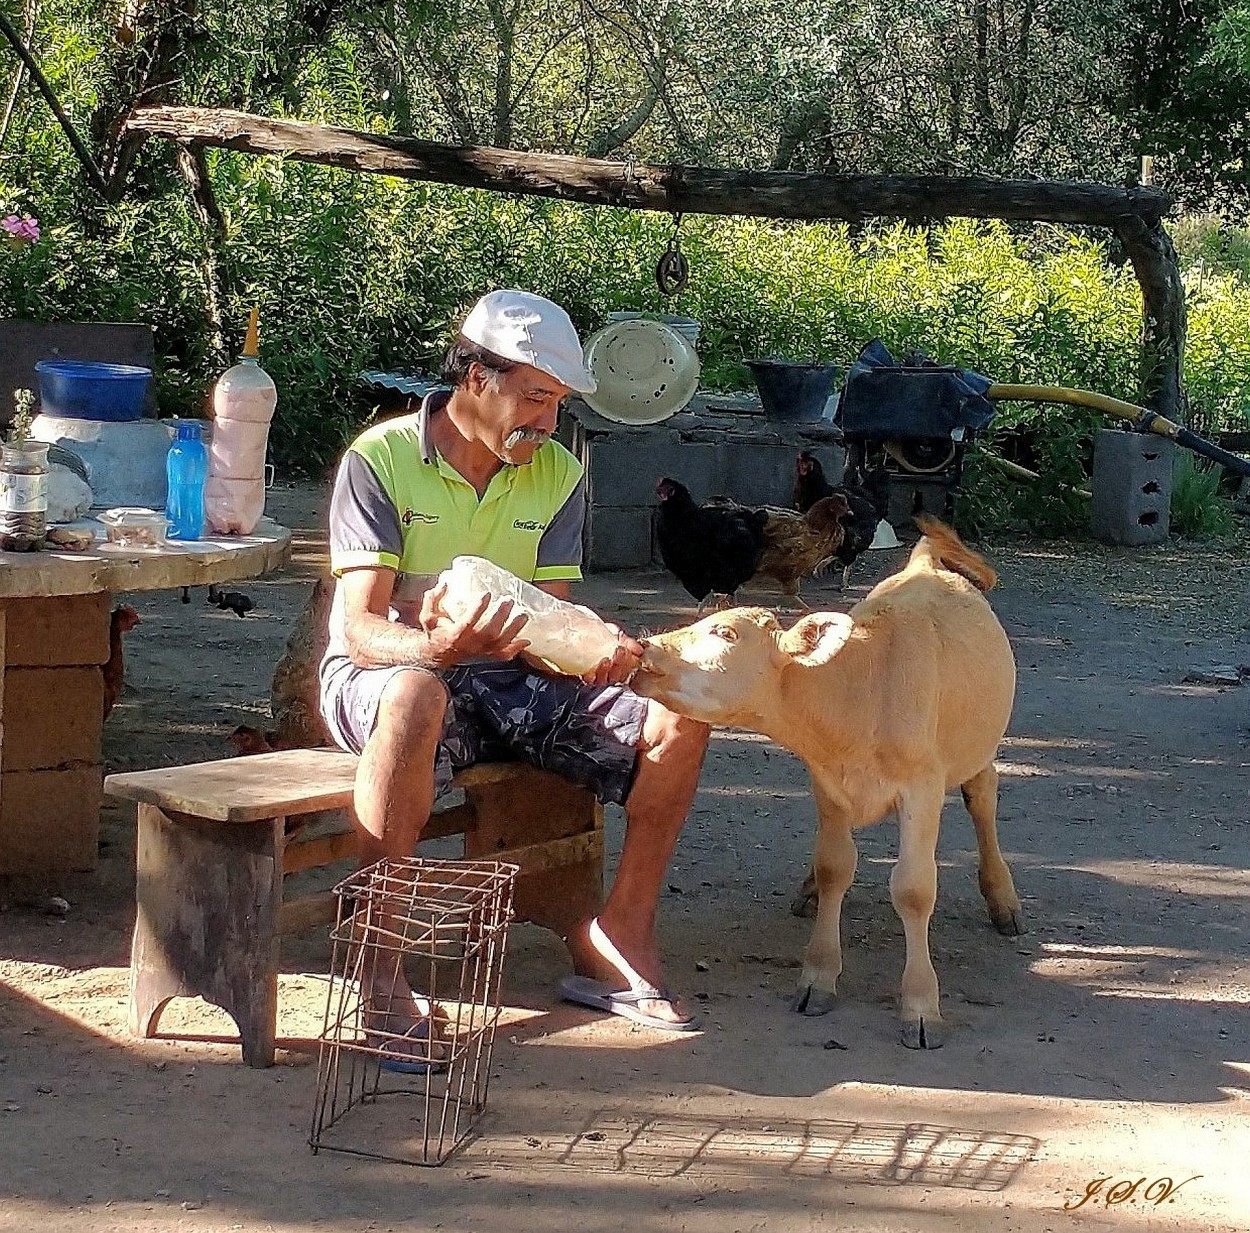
[418,582,530,669]
[581,623,643,688]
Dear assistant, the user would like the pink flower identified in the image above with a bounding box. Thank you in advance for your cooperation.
[2,212,40,248]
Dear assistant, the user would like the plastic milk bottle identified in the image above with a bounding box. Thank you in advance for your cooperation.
[204,307,277,534]
[436,556,621,676]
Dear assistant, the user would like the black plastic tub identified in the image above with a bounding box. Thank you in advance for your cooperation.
[746,360,838,422]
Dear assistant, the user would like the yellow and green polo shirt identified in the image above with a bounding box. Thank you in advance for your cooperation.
[325,389,585,658]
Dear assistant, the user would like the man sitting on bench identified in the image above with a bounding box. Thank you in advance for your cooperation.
[319,290,710,1064]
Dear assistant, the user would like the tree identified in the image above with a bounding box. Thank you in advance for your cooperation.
[1113,0,1250,207]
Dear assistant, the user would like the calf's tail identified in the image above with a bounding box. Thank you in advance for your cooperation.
[911,516,998,592]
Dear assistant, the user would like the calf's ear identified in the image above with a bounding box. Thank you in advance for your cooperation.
[778,612,855,665]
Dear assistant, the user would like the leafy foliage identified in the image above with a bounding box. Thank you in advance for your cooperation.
[1,0,1249,535]
[1169,453,1235,539]
[1113,0,1250,207]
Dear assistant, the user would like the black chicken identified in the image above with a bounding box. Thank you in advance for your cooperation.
[792,451,892,590]
[208,583,256,618]
[655,477,768,610]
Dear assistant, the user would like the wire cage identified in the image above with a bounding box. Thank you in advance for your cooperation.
[309,856,518,1166]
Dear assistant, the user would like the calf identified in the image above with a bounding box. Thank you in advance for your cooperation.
[633,518,1021,1048]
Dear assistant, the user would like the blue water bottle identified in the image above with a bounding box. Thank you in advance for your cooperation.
[165,420,208,540]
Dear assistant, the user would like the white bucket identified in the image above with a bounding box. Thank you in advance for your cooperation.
[606,312,700,351]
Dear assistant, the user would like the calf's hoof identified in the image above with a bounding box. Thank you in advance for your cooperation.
[791,984,837,1016]
[989,905,1025,936]
[900,1016,948,1050]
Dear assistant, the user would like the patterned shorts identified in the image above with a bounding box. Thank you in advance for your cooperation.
[319,655,649,806]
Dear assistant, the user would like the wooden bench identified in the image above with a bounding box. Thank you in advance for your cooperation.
[104,749,604,1067]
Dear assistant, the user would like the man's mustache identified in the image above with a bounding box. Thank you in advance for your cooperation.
[504,426,551,450]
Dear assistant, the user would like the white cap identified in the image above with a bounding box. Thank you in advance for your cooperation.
[460,289,596,394]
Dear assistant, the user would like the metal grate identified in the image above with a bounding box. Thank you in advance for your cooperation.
[309,856,518,1166]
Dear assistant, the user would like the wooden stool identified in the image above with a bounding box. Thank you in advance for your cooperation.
[104,750,604,1066]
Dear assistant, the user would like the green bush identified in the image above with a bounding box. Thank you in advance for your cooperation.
[1171,212,1250,278]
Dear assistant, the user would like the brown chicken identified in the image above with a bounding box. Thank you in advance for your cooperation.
[794,452,892,590]
[227,576,333,757]
[752,493,851,606]
[227,724,281,755]
[102,604,140,720]
[270,574,334,747]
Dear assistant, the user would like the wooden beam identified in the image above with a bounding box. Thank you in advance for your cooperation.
[279,890,337,935]
[281,826,357,875]
[0,8,108,196]
[123,105,1171,227]
[121,103,1186,419]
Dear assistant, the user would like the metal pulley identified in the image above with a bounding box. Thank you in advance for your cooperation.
[655,213,690,297]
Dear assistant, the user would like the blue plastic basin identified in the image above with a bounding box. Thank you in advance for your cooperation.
[34,359,152,422]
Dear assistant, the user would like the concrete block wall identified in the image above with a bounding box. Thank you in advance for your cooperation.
[565,400,845,572]
[885,475,957,526]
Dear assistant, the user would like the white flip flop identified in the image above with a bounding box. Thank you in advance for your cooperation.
[559,918,699,1033]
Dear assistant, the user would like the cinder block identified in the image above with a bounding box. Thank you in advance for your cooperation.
[1,666,104,771]
[1091,430,1174,546]
[587,437,714,506]
[0,593,110,667]
[586,505,654,571]
[887,479,954,526]
[0,764,102,873]
[720,444,799,506]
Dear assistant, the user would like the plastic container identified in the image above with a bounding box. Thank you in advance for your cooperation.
[30,414,171,509]
[204,475,266,538]
[0,439,50,548]
[607,312,701,350]
[746,360,840,422]
[34,360,152,422]
[204,308,276,534]
[97,506,168,550]
[436,556,620,676]
[165,420,208,540]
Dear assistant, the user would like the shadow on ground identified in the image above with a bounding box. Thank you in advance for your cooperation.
[2,485,1248,1231]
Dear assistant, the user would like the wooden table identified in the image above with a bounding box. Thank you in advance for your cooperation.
[0,518,291,875]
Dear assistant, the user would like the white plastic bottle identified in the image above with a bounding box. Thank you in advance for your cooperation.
[203,307,277,534]
[436,556,621,676]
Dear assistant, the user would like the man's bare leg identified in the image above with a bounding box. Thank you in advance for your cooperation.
[568,703,710,1025]
[352,669,448,1042]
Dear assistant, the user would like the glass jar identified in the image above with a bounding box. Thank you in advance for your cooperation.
[0,439,50,549]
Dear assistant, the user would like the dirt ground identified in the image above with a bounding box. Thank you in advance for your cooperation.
[1,482,1248,1233]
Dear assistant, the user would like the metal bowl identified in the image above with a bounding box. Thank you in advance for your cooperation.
[582,320,700,426]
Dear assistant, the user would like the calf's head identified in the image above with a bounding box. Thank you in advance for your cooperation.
[634,606,856,726]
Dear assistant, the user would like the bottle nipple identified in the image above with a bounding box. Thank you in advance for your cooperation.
[242,307,260,358]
